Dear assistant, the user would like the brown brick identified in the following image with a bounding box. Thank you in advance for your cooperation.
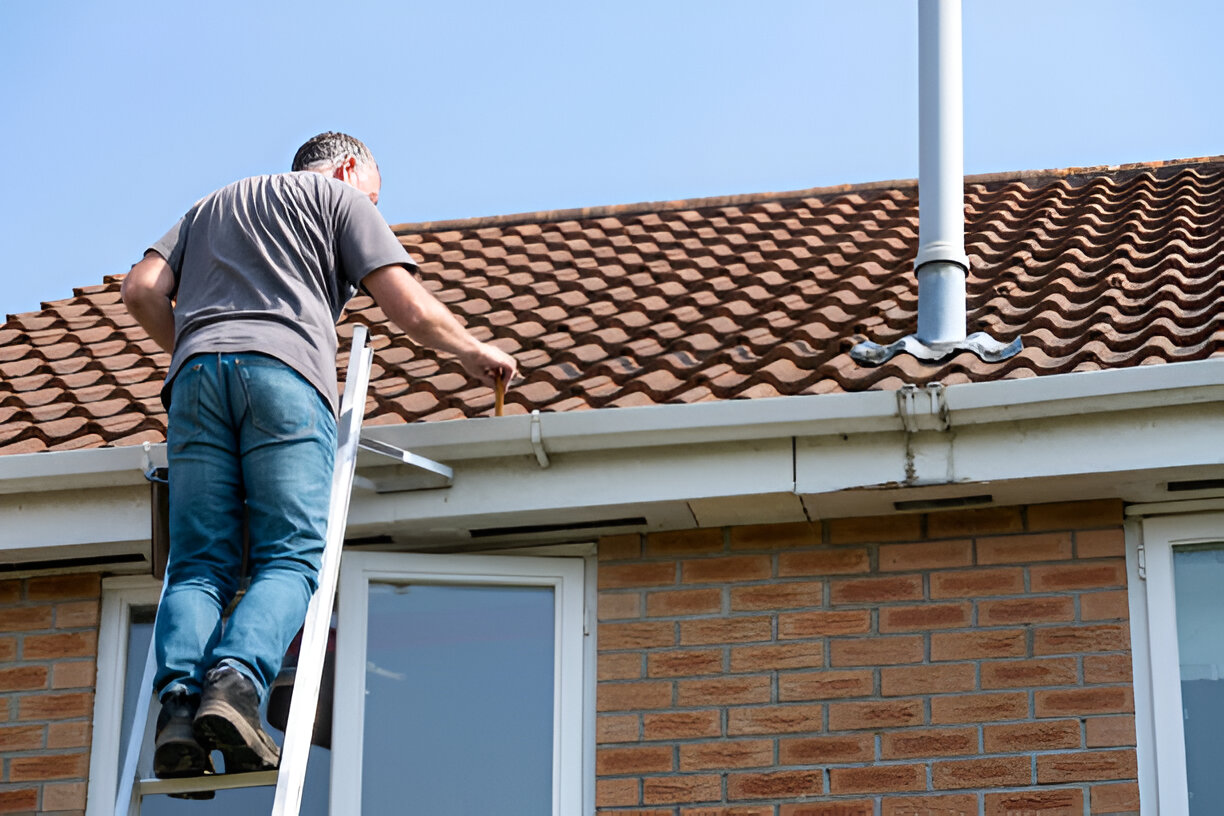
[680,617,772,645]
[599,809,667,816]
[931,629,1026,661]
[598,681,673,712]
[679,739,773,771]
[1027,499,1123,531]
[976,532,1072,564]
[683,555,772,584]
[779,734,874,764]
[879,602,972,632]
[930,567,1025,598]
[828,699,924,730]
[0,605,55,632]
[0,724,44,751]
[727,704,823,736]
[882,796,977,816]
[931,692,1028,724]
[600,533,642,561]
[1089,781,1140,813]
[597,745,673,775]
[0,665,48,692]
[829,515,922,544]
[26,573,100,601]
[677,676,772,706]
[730,521,820,550]
[978,596,1075,625]
[1036,686,1133,718]
[731,581,823,611]
[1077,528,1125,558]
[831,636,924,667]
[8,751,89,781]
[728,770,823,800]
[599,591,642,620]
[779,609,871,639]
[17,692,93,721]
[600,562,676,589]
[43,781,87,811]
[985,787,1083,816]
[828,764,925,794]
[22,630,97,659]
[648,649,722,678]
[929,506,1023,538]
[47,724,90,748]
[780,669,873,701]
[0,581,20,605]
[643,775,721,804]
[779,548,870,577]
[598,715,640,743]
[601,652,643,681]
[601,621,675,650]
[1081,590,1130,621]
[647,528,724,556]
[730,643,824,673]
[932,755,1031,789]
[0,789,38,813]
[595,777,640,807]
[684,808,773,816]
[0,637,16,662]
[1086,715,1136,748]
[1084,654,1132,684]
[1036,749,1137,783]
[830,575,923,604]
[55,599,100,628]
[1031,560,1127,592]
[881,727,977,759]
[880,663,975,697]
[879,539,973,571]
[784,801,874,816]
[984,720,1080,752]
[51,660,96,690]
[647,588,722,617]
[644,710,721,741]
[1033,624,1129,655]
[980,657,1077,689]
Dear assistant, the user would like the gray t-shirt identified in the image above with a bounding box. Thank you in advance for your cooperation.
[150,171,416,414]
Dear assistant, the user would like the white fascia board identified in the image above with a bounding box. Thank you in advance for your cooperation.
[0,358,1219,493]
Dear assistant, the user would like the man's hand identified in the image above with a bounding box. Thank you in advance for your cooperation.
[121,252,176,353]
[363,264,520,391]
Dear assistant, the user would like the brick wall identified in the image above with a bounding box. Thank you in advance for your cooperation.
[596,500,1138,816]
[0,575,100,816]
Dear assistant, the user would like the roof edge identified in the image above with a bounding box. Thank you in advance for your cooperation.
[391,154,1224,235]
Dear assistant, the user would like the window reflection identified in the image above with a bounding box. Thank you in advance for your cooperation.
[1174,545,1224,814]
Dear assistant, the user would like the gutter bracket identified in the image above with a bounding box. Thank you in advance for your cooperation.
[926,382,952,432]
[897,385,920,433]
[530,410,551,469]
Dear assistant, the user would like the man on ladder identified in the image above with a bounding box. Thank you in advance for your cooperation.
[121,131,517,781]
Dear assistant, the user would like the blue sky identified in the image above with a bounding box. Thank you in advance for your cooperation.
[1,0,1219,319]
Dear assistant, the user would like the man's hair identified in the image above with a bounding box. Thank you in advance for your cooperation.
[291,131,377,173]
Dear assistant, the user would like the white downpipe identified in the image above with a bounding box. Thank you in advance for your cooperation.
[915,0,969,345]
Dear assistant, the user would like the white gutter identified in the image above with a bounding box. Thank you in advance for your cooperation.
[0,358,1220,494]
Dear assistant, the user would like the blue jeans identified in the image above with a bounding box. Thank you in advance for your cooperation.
[154,353,336,703]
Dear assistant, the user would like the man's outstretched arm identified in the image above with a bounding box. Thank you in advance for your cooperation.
[362,264,518,388]
[121,252,177,353]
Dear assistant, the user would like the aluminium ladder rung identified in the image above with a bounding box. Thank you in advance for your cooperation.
[138,770,279,797]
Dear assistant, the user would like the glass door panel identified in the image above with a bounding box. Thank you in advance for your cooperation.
[1173,544,1224,814]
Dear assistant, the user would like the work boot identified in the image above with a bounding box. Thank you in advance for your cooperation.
[193,665,280,773]
[153,691,217,799]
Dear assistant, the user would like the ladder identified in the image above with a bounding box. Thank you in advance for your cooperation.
[115,325,454,815]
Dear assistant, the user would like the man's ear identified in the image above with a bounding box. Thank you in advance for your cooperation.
[331,156,357,182]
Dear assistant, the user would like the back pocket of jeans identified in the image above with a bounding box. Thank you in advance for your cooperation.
[237,359,322,438]
[167,362,206,453]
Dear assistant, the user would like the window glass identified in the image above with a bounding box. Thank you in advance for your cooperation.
[361,583,555,814]
[119,608,330,816]
[1173,544,1224,814]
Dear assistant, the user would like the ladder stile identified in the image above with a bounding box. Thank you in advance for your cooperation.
[271,325,374,816]
[115,610,160,815]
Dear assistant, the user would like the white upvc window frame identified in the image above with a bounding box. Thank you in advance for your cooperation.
[86,575,162,816]
[86,550,596,816]
[1135,510,1224,815]
[330,550,591,815]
